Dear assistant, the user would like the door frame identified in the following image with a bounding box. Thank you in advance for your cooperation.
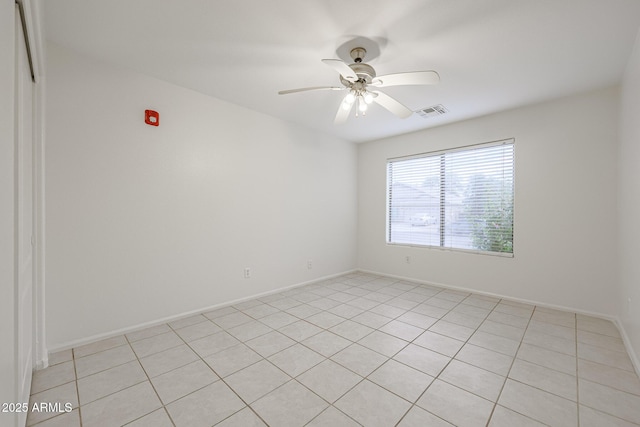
[15,7,34,421]
[16,0,47,370]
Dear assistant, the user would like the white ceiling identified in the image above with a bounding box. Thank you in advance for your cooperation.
[42,0,640,143]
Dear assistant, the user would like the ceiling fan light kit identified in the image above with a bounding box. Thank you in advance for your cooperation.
[278,43,440,124]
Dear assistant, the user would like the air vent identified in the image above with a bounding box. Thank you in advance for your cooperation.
[416,104,448,118]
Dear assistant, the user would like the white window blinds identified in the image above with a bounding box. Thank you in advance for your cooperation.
[387,140,514,256]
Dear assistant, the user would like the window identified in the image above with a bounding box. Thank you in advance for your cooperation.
[387,139,514,256]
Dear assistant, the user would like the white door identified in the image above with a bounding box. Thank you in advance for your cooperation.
[15,6,34,424]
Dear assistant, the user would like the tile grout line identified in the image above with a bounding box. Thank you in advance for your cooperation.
[260,280,620,426]
[284,285,390,425]
[482,300,535,426]
[427,294,500,413]
[295,277,398,425]
[393,289,497,426]
[75,338,174,424]
[130,319,261,425]
[168,320,273,427]
[49,272,640,426]
[66,286,448,422]
[486,305,575,426]
[308,281,531,425]
[122,333,177,427]
[450,304,610,424]
[497,318,585,375]
[72,339,146,380]
[256,277,381,425]
[236,277,420,425]
[73,347,82,427]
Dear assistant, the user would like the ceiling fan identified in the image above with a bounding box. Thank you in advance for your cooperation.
[278,47,440,124]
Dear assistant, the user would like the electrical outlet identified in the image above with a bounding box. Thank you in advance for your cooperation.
[405,256,411,264]
[307,260,313,269]
[244,268,251,279]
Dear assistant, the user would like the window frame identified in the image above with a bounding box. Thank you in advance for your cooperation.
[385,139,515,257]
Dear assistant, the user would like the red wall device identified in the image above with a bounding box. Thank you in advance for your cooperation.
[145,110,159,126]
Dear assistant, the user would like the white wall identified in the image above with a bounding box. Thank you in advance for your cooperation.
[358,87,619,315]
[618,30,640,360]
[45,42,357,350]
[0,1,17,424]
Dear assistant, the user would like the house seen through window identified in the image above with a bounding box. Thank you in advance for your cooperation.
[387,139,514,256]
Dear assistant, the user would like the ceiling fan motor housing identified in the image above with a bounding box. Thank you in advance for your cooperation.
[340,64,376,86]
[352,63,376,82]
[341,47,376,84]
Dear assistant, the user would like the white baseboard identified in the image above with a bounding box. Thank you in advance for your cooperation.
[34,356,48,370]
[613,317,640,376]
[358,268,640,375]
[358,268,614,318]
[44,267,640,379]
[46,269,357,355]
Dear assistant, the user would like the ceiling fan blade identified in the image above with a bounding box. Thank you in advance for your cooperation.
[371,91,413,118]
[371,71,440,87]
[278,86,343,95]
[322,59,358,82]
[334,95,354,124]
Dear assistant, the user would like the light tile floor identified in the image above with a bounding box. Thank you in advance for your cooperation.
[27,272,640,426]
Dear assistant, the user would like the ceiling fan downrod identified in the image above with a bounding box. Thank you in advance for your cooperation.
[350,47,367,63]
